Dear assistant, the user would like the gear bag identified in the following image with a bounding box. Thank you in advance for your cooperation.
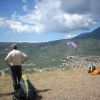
[13,74,38,100]
[88,66,96,73]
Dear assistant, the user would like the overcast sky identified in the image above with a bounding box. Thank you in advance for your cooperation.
[0,0,100,42]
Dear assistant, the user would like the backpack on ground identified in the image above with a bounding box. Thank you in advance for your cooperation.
[13,74,38,100]
[88,66,96,73]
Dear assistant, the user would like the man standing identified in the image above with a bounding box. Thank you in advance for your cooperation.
[5,44,28,93]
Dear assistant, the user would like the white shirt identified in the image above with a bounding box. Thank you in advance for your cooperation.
[5,49,27,66]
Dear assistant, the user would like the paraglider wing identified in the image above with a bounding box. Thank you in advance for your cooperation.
[72,42,78,49]
[67,42,71,46]
[67,42,78,50]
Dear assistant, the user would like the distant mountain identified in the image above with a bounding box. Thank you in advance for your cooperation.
[73,27,100,40]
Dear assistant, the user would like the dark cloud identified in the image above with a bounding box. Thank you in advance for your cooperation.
[60,0,91,14]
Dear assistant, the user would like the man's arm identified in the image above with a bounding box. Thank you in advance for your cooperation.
[21,56,28,65]
[5,59,11,67]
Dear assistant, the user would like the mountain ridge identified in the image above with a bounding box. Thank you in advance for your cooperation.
[73,27,100,40]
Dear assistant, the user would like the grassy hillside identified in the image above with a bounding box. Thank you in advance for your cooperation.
[0,67,100,100]
[1,38,100,70]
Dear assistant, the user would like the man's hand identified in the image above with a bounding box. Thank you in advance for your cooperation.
[21,56,28,65]
[7,63,11,67]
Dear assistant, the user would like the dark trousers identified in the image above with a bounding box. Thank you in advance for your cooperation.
[10,65,22,91]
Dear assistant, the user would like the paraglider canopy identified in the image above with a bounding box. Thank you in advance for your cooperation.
[67,41,78,50]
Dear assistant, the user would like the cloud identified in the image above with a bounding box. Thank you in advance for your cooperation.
[0,18,8,28]
[11,11,17,20]
[8,20,41,34]
[18,40,48,43]
[66,34,76,39]
[0,0,100,35]
[22,0,27,3]
[22,5,29,12]
[60,0,90,14]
